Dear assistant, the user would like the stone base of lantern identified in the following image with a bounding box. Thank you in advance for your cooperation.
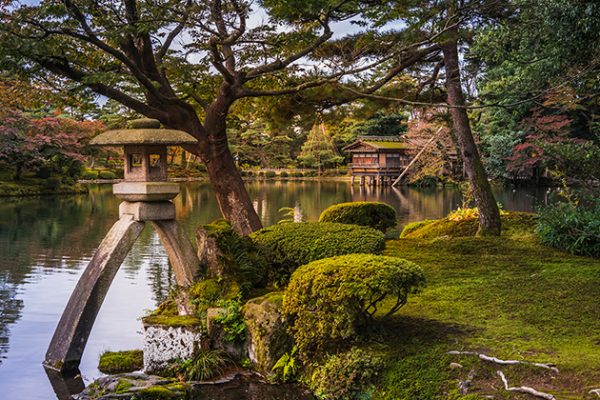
[119,201,176,221]
[113,181,180,202]
[142,321,203,374]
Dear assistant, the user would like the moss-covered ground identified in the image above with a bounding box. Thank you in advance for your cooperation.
[374,213,600,399]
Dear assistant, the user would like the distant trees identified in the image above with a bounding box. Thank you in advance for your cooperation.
[298,125,343,174]
[0,111,103,180]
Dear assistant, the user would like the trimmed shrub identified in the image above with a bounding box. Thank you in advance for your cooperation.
[265,170,276,178]
[536,200,600,257]
[250,222,385,284]
[283,254,425,354]
[309,347,385,400]
[304,170,317,177]
[98,170,117,180]
[319,201,397,232]
[279,171,289,178]
[258,171,265,177]
[293,172,304,178]
[81,170,99,180]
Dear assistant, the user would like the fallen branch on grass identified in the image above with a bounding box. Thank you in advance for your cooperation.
[497,370,555,400]
[447,351,559,373]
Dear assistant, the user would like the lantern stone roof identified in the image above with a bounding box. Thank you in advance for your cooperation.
[90,118,198,146]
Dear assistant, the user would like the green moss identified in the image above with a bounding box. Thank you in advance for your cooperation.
[189,279,222,302]
[372,217,600,399]
[401,212,536,240]
[142,315,201,328]
[115,379,134,394]
[98,350,143,374]
[400,219,436,238]
[136,386,180,399]
[151,300,179,317]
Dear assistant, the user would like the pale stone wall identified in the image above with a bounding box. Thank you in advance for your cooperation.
[143,325,202,373]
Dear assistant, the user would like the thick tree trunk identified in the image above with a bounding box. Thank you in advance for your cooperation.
[441,37,501,236]
[164,99,262,235]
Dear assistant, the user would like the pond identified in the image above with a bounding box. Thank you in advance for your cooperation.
[0,180,550,399]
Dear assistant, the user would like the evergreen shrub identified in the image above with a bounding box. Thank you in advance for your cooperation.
[293,172,303,178]
[250,223,385,284]
[283,254,425,354]
[81,170,99,180]
[279,171,289,178]
[319,201,397,232]
[536,200,600,257]
[98,170,117,180]
[265,170,276,178]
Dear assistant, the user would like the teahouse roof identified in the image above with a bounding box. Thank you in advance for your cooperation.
[343,136,412,152]
[90,118,198,146]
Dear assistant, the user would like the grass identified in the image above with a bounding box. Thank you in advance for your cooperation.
[98,350,143,374]
[370,213,600,399]
[0,172,87,197]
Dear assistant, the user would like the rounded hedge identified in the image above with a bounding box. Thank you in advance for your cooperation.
[319,201,397,232]
[98,170,117,180]
[283,254,426,354]
[250,222,385,283]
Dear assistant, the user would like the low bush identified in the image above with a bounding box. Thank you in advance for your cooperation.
[536,200,600,257]
[304,170,318,177]
[258,171,265,177]
[309,347,385,400]
[319,201,397,232]
[98,170,117,180]
[265,170,276,178]
[283,254,425,354]
[250,222,385,284]
[81,170,99,180]
[98,350,144,374]
[279,171,289,178]
[293,172,304,178]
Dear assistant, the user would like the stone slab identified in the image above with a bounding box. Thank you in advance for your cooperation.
[113,181,180,202]
[119,201,176,221]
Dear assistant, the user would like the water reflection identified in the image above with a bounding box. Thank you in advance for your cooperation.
[0,181,548,399]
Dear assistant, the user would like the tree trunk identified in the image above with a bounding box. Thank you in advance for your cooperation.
[441,37,501,236]
[164,99,262,235]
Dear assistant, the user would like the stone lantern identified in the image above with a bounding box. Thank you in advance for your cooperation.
[45,119,201,375]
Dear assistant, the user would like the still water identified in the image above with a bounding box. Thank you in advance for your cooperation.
[0,181,549,399]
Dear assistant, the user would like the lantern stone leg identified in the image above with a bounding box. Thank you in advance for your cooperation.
[44,214,145,372]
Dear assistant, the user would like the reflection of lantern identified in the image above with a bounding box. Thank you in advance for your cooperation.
[45,119,200,379]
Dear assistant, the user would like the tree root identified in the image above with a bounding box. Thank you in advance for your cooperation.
[447,351,559,373]
[497,370,556,400]
[590,388,600,398]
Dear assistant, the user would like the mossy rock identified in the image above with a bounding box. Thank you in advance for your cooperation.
[243,292,292,375]
[136,385,181,399]
[142,315,201,328]
[400,212,536,239]
[319,201,397,232]
[98,350,143,374]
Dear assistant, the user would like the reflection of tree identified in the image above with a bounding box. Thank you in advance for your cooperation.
[0,277,23,365]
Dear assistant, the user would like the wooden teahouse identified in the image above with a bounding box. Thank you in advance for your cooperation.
[344,136,415,186]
